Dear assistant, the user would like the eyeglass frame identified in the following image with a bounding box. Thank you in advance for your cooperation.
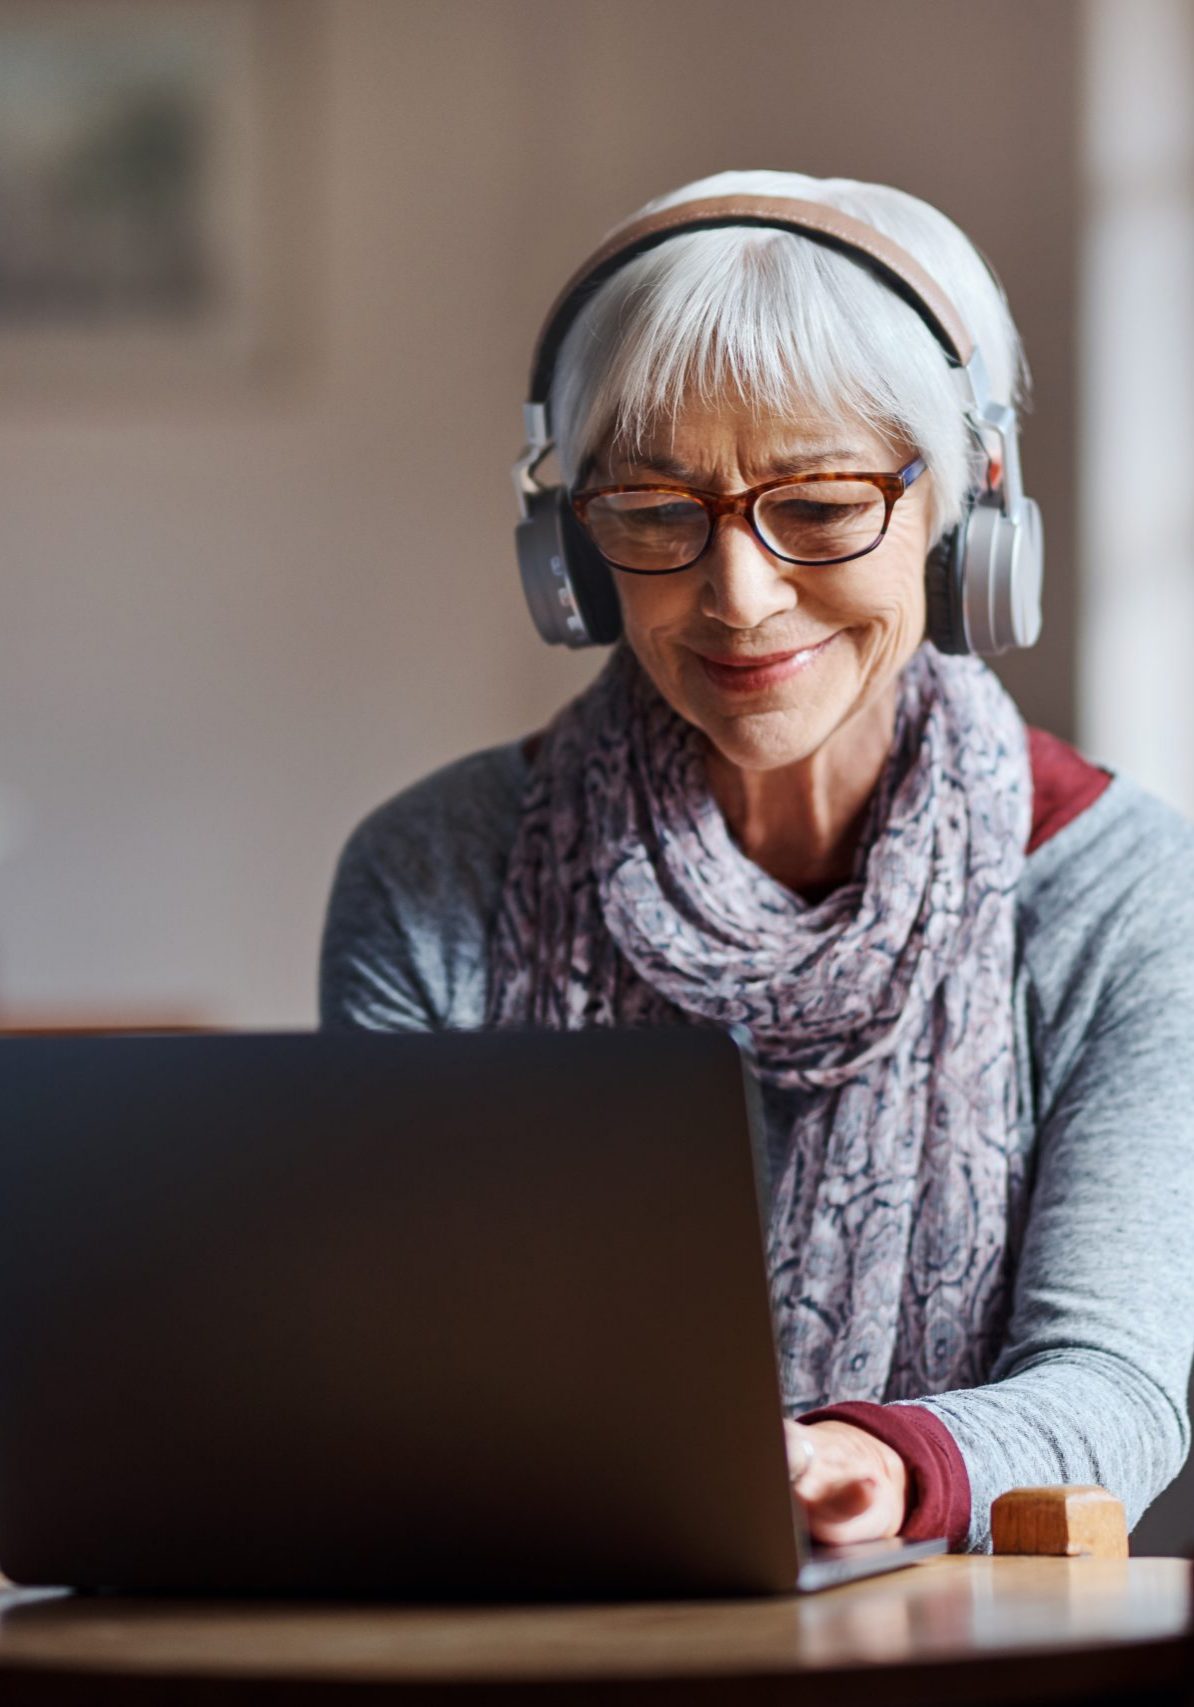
[570,454,927,574]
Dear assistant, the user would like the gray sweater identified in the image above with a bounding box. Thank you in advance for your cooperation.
[319,737,1194,1552]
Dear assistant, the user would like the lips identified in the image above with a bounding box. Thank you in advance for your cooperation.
[696,635,839,667]
[695,632,841,693]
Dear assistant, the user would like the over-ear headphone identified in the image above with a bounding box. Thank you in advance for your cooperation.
[512,193,1043,657]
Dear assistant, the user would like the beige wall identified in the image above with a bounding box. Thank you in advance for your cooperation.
[0,0,1082,1027]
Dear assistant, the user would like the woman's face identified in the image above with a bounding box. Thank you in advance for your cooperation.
[589,393,934,773]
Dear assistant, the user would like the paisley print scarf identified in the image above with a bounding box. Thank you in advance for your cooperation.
[485,638,1032,1411]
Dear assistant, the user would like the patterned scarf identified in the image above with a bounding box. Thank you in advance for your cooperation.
[485,638,1033,1411]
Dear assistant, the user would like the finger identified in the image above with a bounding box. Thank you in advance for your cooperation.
[783,1420,817,1483]
[799,1474,876,1523]
[799,1475,903,1546]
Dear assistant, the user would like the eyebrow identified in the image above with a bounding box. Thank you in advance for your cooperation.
[618,446,869,481]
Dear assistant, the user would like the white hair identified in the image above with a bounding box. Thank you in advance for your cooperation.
[549,168,1031,549]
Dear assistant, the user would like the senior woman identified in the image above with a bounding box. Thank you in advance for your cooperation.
[320,170,1194,1554]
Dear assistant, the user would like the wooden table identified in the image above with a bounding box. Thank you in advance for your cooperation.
[0,1557,1190,1705]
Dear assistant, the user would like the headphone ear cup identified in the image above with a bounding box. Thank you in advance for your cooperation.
[951,494,1045,656]
[558,493,622,645]
[1003,496,1044,650]
[514,487,622,648]
[924,524,971,654]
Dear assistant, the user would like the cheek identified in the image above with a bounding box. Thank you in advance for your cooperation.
[613,579,704,714]
[613,574,697,640]
[839,543,928,641]
[857,580,925,636]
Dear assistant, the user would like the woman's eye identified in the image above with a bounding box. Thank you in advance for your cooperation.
[774,500,862,521]
[620,502,695,527]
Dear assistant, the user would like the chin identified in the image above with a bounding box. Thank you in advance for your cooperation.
[701,708,829,771]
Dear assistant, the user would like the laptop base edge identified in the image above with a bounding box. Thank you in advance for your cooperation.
[796,1533,948,1592]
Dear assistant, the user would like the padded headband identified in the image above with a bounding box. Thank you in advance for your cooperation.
[528,193,977,412]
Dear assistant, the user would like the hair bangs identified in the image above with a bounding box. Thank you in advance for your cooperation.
[563,234,891,481]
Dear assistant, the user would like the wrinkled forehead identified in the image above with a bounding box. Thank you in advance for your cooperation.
[587,391,909,485]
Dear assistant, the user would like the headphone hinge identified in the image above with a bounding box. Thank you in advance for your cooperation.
[523,401,552,450]
[512,440,552,517]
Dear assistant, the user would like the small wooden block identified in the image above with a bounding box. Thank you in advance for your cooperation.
[991,1485,1128,1558]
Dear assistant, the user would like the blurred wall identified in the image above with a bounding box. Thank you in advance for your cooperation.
[1078,0,1194,815]
[0,0,1082,1025]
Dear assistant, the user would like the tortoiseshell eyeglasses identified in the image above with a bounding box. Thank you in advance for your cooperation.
[571,456,926,574]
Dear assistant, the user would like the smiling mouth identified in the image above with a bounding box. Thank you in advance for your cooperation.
[695,632,840,690]
[698,640,836,667]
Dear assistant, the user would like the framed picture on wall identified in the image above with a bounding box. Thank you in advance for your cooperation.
[0,0,314,391]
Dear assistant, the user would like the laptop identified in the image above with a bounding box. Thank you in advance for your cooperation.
[0,1028,945,1597]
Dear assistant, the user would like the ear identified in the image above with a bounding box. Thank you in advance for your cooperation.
[987,455,1004,492]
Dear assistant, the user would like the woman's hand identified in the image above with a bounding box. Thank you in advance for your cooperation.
[784,1418,908,1544]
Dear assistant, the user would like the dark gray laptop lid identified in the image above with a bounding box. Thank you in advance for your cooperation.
[0,1027,803,1598]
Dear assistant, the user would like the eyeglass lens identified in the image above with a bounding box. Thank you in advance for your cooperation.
[582,479,889,570]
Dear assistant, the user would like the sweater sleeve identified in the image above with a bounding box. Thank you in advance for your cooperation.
[895,801,1194,1553]
[318,742,527,1033]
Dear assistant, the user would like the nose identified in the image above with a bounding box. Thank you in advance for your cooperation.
[697,512,798,629]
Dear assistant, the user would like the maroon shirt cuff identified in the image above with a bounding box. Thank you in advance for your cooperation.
[798,1400,972,1550]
